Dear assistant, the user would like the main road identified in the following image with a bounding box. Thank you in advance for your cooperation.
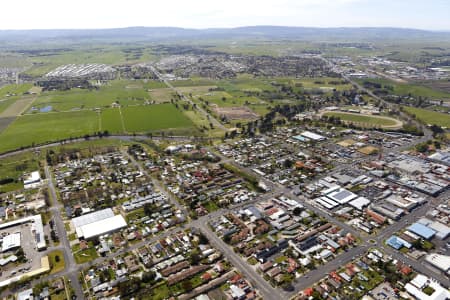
[45,165,84,299]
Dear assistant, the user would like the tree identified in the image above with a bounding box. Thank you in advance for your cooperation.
[142,270,156,283]
[189,249,202,265]
[198,233,209,245]
[292,206,302,216]
[283,159,294,169]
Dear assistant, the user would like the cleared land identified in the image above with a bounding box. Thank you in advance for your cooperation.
[403,106,450,127]
[30,80,152,112]
[0,151,40,193]
[121,104,197,134]
[323,111,402,128]
[148,88,177,103]
[0,111,99,153]
[358,78,450,99]
[0,84,34,113]
[1,95,38,118]
[100,108,124,133]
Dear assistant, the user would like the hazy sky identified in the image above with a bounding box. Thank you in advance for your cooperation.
[1,0,449,30]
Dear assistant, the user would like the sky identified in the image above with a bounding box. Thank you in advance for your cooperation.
[0,0,449,31]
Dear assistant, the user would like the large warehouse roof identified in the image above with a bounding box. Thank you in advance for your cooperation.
[301,131,326,141]
[72,208,115,229]
[2,232,21,252]
[407,223,436,240]
[326,188,357,204]
[77,215,127,239]
[349,197,371,211]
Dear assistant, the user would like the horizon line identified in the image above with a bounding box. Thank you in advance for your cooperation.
[0,25,449,32]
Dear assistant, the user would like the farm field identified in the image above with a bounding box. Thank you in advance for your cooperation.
[30,80,153,112]
[100,108,124,133]
[290,77,352,91]
[403,106,450,127]
[0,111,99,153]
[0,84,34,113]
[323,111,402,128]
[121,104,197,134]
[1,95,38,118]
[358,78,450,99]
[0,102,202,153]
[148,88,176,103]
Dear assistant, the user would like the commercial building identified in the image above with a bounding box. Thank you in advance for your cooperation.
[385,195,420,211]
[425,254,450,273]
[348,197,371,211]
[0,215,46,250]
[418,218,450,240]
[386,235,412,250]
[1,232,21,252]
[326,188,358,205]
[77,215,127,239]
[300,131,326,141]
[371,203,404,220]
[72,208,127,239]
[23,171,42,189]
[407,223,436,240]
[405,274,450,300]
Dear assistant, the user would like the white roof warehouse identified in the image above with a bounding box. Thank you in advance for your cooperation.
[72,208,127,239]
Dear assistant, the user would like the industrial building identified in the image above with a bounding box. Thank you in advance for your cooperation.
[1,232,21,252]
[72,208,127,239]
[425,254,450,274]
[418,218,450,240]
[0,215,46,251]
[407,223,436,240]
[386,235,412,250]
[23,171,42,189]
[348,197,371,211]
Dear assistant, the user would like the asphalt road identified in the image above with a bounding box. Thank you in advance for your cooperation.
[45,165,85,299]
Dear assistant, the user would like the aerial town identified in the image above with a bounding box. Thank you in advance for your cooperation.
[0,4,450,300]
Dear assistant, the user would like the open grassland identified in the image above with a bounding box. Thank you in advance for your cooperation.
[0,111,99,153]
[403,106,450,127]
[0,102,201,153]
[31,80,152,112]
[0,84,34,113]
[48,250,65,274]
[358,78,450,99]
[121,104,198,134]
[1,95,38,118]
[0,152,41,193]
[148,88,177,103]
[323,111,402,128]
[170,77,217,87]
[290,77,352,92]
[0,54,30,68]
[100,108,124,133]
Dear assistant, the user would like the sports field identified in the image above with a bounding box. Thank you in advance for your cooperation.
[403,106,450,127]
[323,111,402,128]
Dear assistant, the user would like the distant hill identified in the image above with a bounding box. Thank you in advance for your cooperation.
[1,26,450,43]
